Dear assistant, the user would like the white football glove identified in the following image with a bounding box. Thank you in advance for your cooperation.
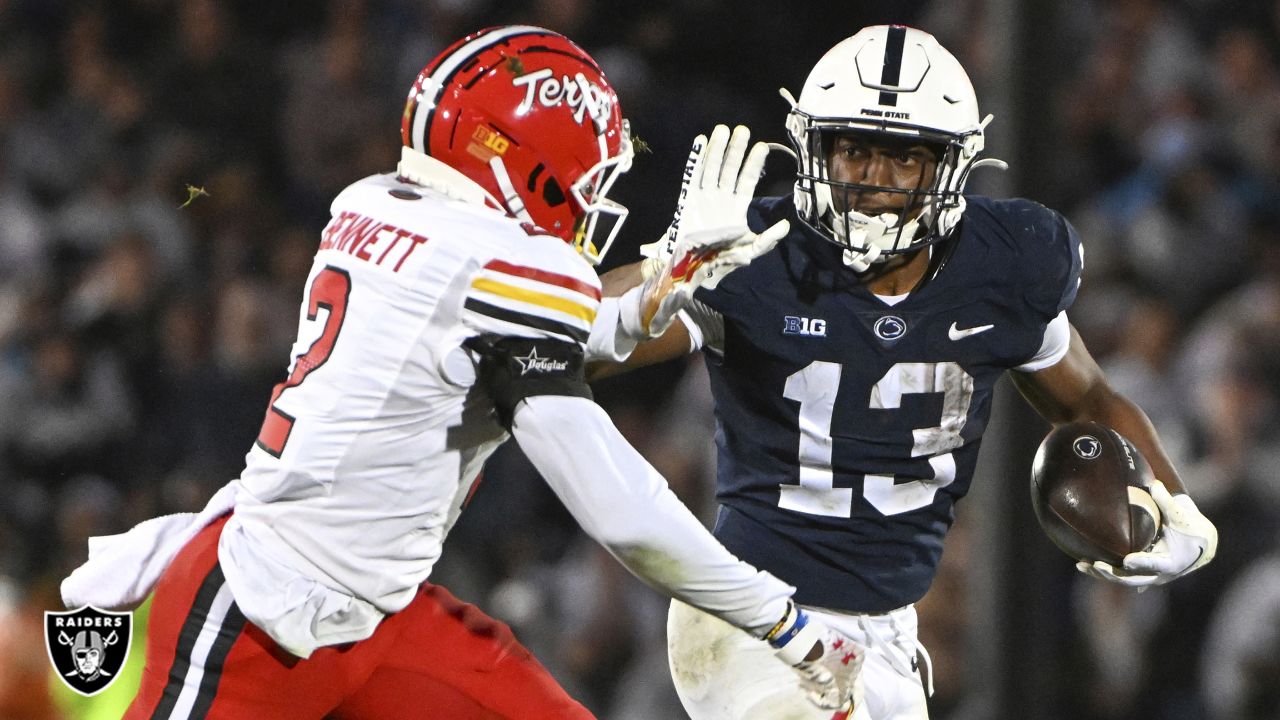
[635,124,789,336]
[767,602,863,715]
[637,136,699,282]
[1076,479,1218,588]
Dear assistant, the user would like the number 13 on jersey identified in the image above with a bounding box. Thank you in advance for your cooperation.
[781,361,974,518]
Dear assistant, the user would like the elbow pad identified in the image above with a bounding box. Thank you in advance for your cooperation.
[463,334,592,429]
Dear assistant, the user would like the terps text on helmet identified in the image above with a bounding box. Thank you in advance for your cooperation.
[513,69,612,130]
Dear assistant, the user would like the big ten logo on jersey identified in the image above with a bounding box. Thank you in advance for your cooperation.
[783,315,827,337]
[513,68,612,129]
[318,210,429,273]
[45,606,132,696]
[467,125,510,164]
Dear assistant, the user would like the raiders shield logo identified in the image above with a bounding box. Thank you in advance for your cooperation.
[45,606,132,696]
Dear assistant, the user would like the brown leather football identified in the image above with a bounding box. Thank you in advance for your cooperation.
[1030,421,1162,565]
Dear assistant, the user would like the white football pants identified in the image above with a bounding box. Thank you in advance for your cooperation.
[668,600,931,720]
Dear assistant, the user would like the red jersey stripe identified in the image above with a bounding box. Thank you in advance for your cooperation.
[482,259,601,301]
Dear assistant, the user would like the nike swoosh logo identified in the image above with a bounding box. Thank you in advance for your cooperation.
[948,322,994,341]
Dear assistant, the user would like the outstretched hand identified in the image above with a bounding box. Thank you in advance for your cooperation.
[638,124,788,336]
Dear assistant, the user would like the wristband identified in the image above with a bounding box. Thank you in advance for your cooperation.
[766,602,807,648]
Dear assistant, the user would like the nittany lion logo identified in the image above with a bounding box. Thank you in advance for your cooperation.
[45,606,132,696]
[1072,435,1102,460]
[873,315,907,341]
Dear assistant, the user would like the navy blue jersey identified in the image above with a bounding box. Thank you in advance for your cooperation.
[693,195,1082,612]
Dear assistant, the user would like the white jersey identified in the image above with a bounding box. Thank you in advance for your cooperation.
[205,164,794,658]
[229,171,601,619]
[63,155,794,660]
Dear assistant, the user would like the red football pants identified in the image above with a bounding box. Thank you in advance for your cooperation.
[125,514,594,719]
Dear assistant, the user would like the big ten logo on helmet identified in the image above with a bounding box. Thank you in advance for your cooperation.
[512,68,612,130]
[45,606,133,696]
[783,315,827,337]
[467,125,511,163]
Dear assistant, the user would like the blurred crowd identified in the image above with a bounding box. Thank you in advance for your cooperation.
[1,0,1278,718]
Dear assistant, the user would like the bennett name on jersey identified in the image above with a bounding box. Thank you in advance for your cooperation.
[317,209,430,272]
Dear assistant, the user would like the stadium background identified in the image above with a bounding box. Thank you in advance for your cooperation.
[1,0,1279,717]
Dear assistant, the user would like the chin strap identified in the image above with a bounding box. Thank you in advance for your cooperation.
[488,156,534,223]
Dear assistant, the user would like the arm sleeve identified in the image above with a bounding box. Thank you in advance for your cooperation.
[584,288,644,362]
[511,394,794,636]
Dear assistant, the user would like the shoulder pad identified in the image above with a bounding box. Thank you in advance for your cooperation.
[994,199,1083,320]
[462,231,602,347]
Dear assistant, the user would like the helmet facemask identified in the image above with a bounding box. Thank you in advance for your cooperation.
[568,119,634,265]
[787,110,982,271]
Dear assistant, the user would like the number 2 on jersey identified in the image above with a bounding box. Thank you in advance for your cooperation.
[780,361,973,517]
[256,266,352,457]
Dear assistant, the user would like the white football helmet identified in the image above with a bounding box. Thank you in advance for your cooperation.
[782,25,1001,270]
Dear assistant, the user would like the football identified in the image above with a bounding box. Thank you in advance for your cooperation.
[1030,421,1162,565]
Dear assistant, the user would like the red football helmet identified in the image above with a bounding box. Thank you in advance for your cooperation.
[402,26,633,265]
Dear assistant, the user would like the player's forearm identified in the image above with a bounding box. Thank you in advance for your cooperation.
[1085,390,1187,495]
[511,394,793,635]
[600,261,645,297]
[1014,325,1188,495]
[1016,369,1187,495]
